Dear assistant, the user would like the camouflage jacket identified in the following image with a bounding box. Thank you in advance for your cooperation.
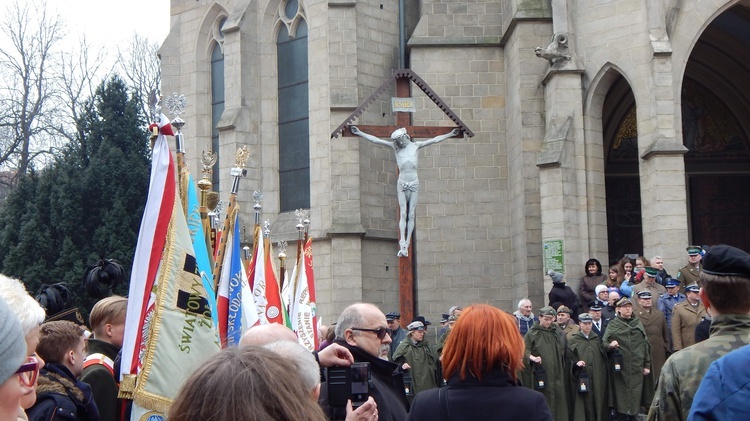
[646,313,750,421]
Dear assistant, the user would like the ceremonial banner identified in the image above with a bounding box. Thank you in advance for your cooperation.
[250,225,285,325]
[186,173,218,328]
[218,214,259,346]
[291,237,318,351]
[121,116,174,393]
[120,126,220,417]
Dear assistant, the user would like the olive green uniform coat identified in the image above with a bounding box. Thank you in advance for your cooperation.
[393,338,438,395]
[671,300,706,351]
[602,315,653,416]
[647,314,750,421]
[568,331,609,421]
[636,306,669,379]
[523,322,570,421]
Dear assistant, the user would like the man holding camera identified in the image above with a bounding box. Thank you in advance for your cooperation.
[320,303,409,421]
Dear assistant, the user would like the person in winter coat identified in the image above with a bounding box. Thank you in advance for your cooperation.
[568,313,609,421]
[393,321,438,396]
[523,306,570,421]
[27,321,100,421]
[580,259,607,312]
[406,304,551,421]
[603,298,653,420]
[634,291,669,379]
[548,271,581,321]
[514,299,537,337]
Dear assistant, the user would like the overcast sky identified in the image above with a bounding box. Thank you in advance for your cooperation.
[0,0,170,49]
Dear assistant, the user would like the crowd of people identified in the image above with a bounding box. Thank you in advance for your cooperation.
[2,243,750,421]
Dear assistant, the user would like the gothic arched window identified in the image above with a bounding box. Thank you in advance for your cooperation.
[277,2,309,212]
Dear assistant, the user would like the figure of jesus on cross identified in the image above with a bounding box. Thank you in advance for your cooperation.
[351,125,461,257]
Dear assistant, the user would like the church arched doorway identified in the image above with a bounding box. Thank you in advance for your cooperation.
[682,3,750,251]
[603,74,641,263]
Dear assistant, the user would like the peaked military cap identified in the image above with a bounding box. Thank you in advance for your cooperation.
[385,312,400,321]
[685,283,701,293]
[644,266,658,277]
[687,245,703,255]
[616,297,632,307]
[588,300,602,311]
[636,290,652,299]
[539,306,557,317]
[578,313,593,322]
[665,278,680,288]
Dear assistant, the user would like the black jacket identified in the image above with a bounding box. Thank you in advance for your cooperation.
[320,340,409,421]
[27,362,100,421]
[549,283,581,316]
[79,339,120,421]
[406,367,552,421]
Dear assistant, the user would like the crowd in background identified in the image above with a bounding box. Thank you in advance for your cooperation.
[2,243,750,421]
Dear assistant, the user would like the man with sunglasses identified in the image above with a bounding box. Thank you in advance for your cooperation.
[320,303,409,421]
[0,296,30,421]
[27,321,100,421]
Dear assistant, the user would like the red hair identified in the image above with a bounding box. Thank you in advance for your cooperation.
[442,304,525,382]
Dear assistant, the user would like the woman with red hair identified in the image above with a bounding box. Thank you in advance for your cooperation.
[406,304,552,420]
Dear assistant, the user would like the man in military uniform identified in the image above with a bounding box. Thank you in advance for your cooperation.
[568,313,609,421]
[386,312,407,359]
[657,278,685,352]
[603,298,652,421]
[588,301,608,338]
[647,244,750,421]
[671,283,706,351]
[524,306,570,421]
[676,245,702,291]
[635,291,669,379]
[557,305,580,338]
[633,267,667,299]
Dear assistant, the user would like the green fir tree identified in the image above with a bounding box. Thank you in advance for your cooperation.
[0,76,151,316]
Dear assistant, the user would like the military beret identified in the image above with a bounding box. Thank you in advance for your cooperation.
[557,306,572,315]
[588,301,602,311]
[539,306,557,317]
[385,312,400,321]
[616,297,632,307]
[685,283,701,293]
[644,266,658,277]
[665,278,680,288]
[636,290,652,299]
[687,245,703,255]
[578,313,593,323]
[701,244,750,278]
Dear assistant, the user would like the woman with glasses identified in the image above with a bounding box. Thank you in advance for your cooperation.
[0,275,47,419]
[406,304,552,421]
[0,297,32,421]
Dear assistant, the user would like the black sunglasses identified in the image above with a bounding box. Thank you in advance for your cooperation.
[351,327,393,340]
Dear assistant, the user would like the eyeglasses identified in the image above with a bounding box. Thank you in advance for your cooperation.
[15,356,40,387]
[351,327,393,340]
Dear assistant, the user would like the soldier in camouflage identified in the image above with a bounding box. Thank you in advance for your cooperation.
[647,244,750,421]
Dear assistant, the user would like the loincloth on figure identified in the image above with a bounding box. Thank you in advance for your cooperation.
[398,179,419,192]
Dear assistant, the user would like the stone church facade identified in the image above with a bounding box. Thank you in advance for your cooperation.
[160,0,750,325]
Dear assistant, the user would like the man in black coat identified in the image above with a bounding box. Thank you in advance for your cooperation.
[320,303,409,421]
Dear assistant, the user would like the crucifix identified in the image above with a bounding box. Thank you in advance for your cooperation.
[332,70,473,327]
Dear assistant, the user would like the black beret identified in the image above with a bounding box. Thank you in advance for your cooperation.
[702,244,750,278]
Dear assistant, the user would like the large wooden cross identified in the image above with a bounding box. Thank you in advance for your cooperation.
[332,69,473,328]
